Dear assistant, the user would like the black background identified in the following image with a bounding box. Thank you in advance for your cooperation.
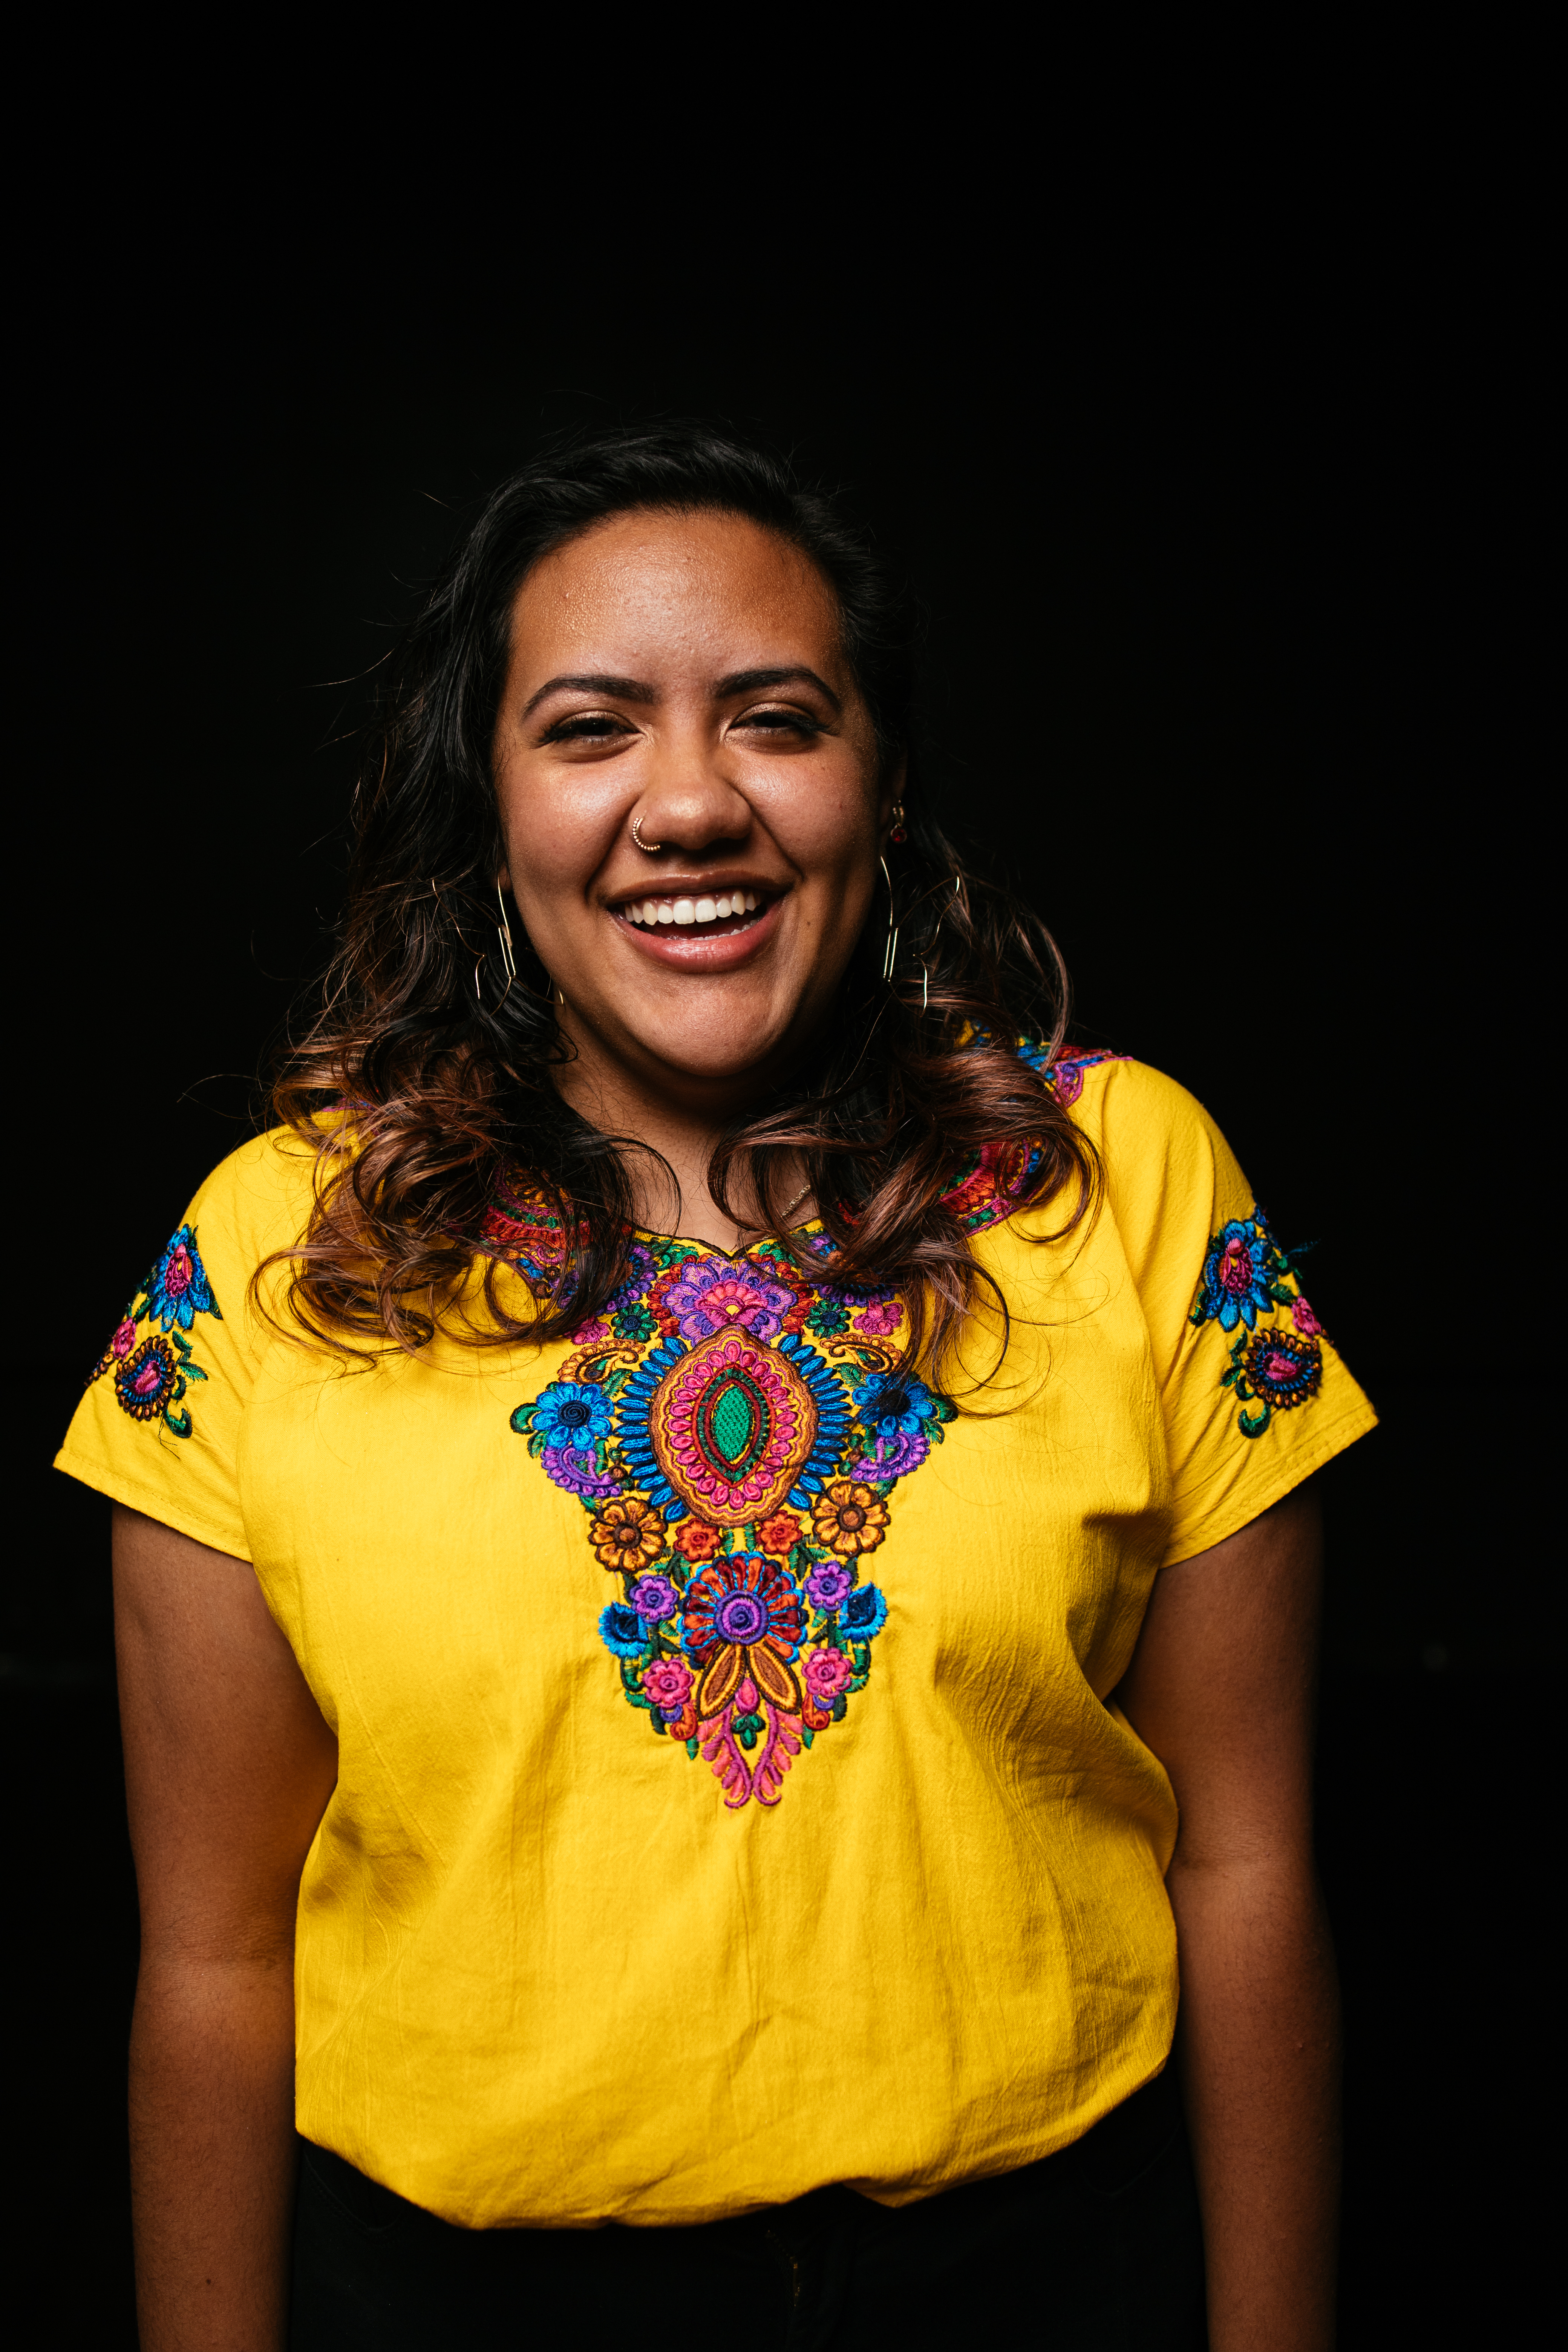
[9,188,1550,2344]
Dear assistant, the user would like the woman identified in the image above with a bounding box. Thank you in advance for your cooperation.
[60,428,1372,2349]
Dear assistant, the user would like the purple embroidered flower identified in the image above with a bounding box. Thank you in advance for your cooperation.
[1292,1295,1323,1337]
[144,1226,217,1332]
[683,1554,805,1667]
[851,1427,930,1482]
[541,1444,621,1500]
[805,1560,856,1612]
[630,1573,679,1623]
[663,1257,798,1343]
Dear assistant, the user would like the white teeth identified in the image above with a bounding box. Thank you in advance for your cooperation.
[623,890,767,928]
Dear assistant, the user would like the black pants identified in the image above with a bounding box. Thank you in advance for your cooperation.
[290,2069,1206,2350]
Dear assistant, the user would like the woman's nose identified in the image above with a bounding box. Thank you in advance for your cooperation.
[634,743,753,853]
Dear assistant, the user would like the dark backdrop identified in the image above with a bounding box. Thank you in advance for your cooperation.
[10,230,1549,2343]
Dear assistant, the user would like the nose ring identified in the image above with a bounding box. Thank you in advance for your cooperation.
[631,815,662,854]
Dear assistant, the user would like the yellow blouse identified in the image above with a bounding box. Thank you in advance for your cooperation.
[57,1052,1374,2228]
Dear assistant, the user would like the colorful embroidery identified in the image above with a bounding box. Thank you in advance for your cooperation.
[89,1224,222,1439]
[1190,1206,1325,1438]
[945,1045,1130,1232]
[508,1215,954,1811]
[502,1038,1131,1807]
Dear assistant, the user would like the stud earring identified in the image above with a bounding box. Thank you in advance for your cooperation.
[889,801,908,845]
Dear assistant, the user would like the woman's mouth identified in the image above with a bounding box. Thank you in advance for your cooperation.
[611,889,774,941]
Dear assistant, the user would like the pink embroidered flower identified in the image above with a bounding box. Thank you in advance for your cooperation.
[803,1646,853,1703]
[1291,1295,1323,1337]
[855,1297,904,1337]
[663,1257,798,1343]
[643,1657,693,1713]
[110,1318,136,1360]
[568,1316,612,1346]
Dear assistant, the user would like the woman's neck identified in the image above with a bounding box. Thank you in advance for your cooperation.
[552,1023,808,1253]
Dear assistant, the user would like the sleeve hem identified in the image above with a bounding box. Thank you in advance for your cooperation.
[1159,1399,1379,1570]
[53,1445,254,1565]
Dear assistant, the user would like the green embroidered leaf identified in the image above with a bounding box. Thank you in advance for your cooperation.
[830,1695,848,1723]
[164,1408,193,1439]
[685,1736,700,1759]
[801,1727,815,1748]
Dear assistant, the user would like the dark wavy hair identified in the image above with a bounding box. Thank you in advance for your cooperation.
[268,424,1096,1378]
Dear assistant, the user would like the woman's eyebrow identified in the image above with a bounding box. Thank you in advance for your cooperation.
[522,673,657,718]
[714,666,842,709]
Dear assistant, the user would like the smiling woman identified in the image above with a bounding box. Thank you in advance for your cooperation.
[55,426,1375,2352]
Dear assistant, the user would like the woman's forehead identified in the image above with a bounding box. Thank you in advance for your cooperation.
[508,509,845,683]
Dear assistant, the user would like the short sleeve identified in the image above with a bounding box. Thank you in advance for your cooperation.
[1091,1061,1377,1566]
[54,1130,313,1561]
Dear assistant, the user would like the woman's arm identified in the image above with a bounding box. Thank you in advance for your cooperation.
[1116,1485,1340,2352]
[114,1504,338,2352]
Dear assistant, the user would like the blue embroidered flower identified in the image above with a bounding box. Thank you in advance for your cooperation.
[852,1372,941,1440]
[839,1583,888,1640]
[144,1226,218,1332]
[1193,1216,1279,1332]
[598,1602,647,1658]
[528,1380,615,1450]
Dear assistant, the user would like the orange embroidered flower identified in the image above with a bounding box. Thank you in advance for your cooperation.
[809,1479,888,1558]
[673,1517,722,1565]
[756,1510,802,1557]
[591,1496,666,1574]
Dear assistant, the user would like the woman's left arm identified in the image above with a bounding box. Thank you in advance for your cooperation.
[1116,1484,1340,2352]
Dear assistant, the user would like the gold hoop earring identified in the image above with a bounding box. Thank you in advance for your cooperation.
[631,815,662,854]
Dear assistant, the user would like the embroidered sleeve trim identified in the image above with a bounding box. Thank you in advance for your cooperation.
[1188,1205,1328,1439]
[88,1224,223,1440]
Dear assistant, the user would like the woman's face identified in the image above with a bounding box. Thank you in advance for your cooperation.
[493,508,893,1109]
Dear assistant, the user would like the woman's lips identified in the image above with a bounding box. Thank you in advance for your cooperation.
[607,888,784,966]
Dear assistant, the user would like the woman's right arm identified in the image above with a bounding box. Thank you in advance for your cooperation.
[114,1504,338,2352]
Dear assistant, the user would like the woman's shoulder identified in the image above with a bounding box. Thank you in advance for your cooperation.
[944,1046,1217,1239]
[1046,1048,1223,1168]
[177,1122,328,1291]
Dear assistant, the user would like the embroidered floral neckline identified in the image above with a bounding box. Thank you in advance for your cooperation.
[493,1043,1126,1812]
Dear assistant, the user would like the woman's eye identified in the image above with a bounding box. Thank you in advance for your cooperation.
[734,708,824,738]
[540,713,631,744]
